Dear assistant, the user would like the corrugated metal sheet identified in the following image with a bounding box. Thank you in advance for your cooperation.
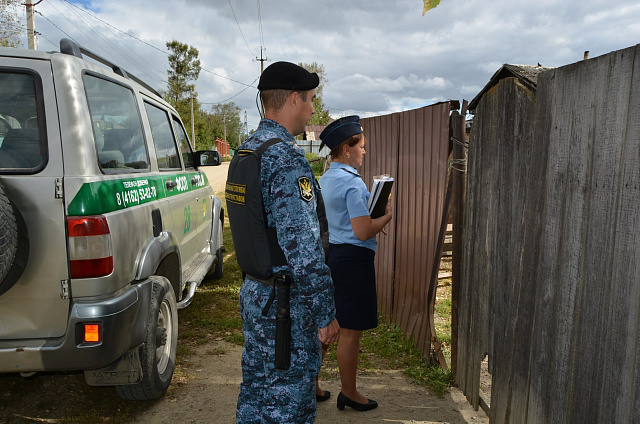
[360,102,450,356]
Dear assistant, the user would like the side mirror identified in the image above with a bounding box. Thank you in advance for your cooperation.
[195,150,221,166]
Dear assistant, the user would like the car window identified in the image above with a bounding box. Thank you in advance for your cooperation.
[171,116,194,169]
[0,71,45,171]
[144,102,181,170]
[84,74,149,171]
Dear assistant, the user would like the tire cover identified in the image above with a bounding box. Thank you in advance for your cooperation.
[0,184,18,286]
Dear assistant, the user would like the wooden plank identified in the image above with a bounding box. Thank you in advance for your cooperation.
[616,45,640,424]
[501,77,545,424]
[480,77,540,424]
[525,64,558,424]
[594,44,640,424]
[567,44,634,423]
[527,61,588,424]
[466,89,497,411]
[458,92,486,405]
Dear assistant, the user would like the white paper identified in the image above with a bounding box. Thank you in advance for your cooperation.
[368,174,394,214]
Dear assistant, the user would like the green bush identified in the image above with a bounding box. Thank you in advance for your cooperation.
[305,151,324,176]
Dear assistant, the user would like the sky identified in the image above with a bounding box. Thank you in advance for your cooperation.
[16,0,640,131]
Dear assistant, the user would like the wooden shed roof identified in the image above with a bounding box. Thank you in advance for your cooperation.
[468,64,554,112]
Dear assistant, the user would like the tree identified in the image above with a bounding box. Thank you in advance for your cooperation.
[165,40,201,133]
[423,0,442,15]
[299,62,330,125]
[1,0,22,47]
[205,103,243,150]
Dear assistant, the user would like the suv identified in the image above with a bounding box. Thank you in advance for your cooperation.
[0,39,225,400]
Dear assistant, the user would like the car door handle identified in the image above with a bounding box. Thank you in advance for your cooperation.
[166,179,177,190]
[191,177,199,185]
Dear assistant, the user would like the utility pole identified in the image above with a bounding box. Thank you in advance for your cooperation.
[190,89,195,146]
[244,111,248,136]
[255,47,269,117]
[255,46,268,74]
[25,2,37,50]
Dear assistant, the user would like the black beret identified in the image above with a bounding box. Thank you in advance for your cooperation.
[319,115,363,151]
[258,61,319,91]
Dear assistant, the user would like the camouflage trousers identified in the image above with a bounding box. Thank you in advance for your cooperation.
[236,279,321,424]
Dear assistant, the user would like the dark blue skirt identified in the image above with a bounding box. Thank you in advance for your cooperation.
[328,243,378,331]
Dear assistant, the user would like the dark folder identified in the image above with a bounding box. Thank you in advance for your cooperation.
[368,175,394,219]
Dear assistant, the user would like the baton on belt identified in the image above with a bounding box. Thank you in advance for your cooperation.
[274,273,292,370]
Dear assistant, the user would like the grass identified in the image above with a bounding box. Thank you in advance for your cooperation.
[319,294,454,397]
[176,215,245,363]
[177,200,456,397]
[0,198,455,424]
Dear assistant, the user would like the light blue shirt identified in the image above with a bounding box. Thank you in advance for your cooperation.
[319,161,377,252]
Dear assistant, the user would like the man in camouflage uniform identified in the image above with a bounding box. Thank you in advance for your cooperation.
[235,61,340,423]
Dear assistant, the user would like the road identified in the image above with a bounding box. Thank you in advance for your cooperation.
[202,160,229,197]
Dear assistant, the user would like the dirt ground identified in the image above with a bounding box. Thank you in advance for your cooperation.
[0,163,490,423]
[133,341,489,424]
[0,339,488,424]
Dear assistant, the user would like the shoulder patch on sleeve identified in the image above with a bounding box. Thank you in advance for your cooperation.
[297,176,314,202]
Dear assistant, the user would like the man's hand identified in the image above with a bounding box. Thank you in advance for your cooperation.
[318,318,340,345]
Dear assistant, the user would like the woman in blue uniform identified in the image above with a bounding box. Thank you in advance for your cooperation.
[318,116,392,412]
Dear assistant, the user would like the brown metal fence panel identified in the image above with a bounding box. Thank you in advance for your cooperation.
[360,113,400,319]
[361,103,450,357]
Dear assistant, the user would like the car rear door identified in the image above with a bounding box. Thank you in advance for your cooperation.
[0,57,70,341]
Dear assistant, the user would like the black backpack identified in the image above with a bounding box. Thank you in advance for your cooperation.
[226,138,287,279]
[225,138,329,279]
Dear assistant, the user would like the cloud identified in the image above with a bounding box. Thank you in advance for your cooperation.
[24,0,640,128]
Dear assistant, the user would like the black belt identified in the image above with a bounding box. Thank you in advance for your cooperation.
[248,274,296,288]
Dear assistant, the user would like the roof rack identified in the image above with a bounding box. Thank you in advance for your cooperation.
[59,38,162,97]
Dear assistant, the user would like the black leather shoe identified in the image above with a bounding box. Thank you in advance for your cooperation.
[316,390,331,402]
[336,392,378,411]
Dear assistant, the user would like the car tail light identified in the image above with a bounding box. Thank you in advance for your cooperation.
[83,323,101,343]
[67,216,113,278]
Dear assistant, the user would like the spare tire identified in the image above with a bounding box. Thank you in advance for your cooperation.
[0,184,18,287]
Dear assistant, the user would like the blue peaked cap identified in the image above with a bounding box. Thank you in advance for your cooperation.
[319,115,362,151]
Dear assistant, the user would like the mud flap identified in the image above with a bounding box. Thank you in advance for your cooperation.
[84,345,143,386]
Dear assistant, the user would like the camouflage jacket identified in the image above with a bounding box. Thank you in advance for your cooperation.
[240,119,335,329]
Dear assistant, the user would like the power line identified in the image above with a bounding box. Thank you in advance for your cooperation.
[35,10,75,41]
[56,0,159,82]
[46,0,96,45]
[200,77,258,104]
[56,0,256,89]
[256,0,264,48]
[201,68,255,88]
[37,32,59,49]
[60,0,166,86]
[61,0,168,55]
[227,0,254,57]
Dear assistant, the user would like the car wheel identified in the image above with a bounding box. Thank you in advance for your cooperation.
[116,275,177,400]
[0,185,18,293]
[208,218,224,280]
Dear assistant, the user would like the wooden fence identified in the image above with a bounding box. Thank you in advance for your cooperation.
[360,102,451,357]
[458,43,640,423]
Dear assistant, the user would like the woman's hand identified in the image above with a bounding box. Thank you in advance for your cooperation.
[351,201,393,241]
[318,318,340,344]
[384,197,393,218]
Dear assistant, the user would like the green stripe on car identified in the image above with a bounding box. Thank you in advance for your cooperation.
[67,172,210,216]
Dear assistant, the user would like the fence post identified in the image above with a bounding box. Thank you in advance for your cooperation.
[451,101,468,382]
